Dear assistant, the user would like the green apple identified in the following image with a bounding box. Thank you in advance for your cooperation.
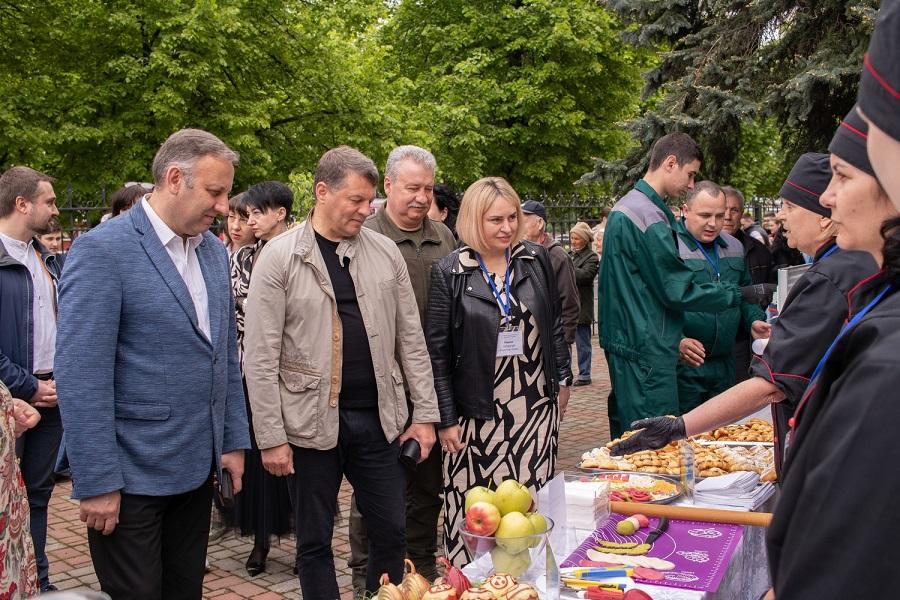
[493,479,532,515]
[490,546,531,577]
[526,512,548,547]
[494,511,535,554]
[465,486,496,512]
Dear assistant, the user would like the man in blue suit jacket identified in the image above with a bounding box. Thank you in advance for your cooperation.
[56,129,250,600]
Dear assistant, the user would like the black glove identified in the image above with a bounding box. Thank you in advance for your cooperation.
[740,283,777,305]
[609,416,687,455]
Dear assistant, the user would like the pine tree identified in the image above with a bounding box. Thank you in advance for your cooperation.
[581,0,878,194]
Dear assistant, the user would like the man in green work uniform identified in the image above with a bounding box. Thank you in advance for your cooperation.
[673,181,770,414]
[599,133,753,438]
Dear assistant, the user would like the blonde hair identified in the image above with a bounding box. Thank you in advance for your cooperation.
[456,177,525,254]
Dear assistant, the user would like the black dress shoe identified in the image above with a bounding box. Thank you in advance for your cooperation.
[245,546,269,577]
[573,378,591,386]
[40,584,59,593]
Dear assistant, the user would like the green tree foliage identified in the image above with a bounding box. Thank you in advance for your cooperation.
[582,0,878,193]
[380,0,650,194]
[0,0,395,202]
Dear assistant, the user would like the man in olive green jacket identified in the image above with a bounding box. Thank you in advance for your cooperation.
[349,145,456,590]
[673,182,769,414]
[599,134,744,438]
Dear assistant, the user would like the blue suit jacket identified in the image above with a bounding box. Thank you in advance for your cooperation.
[56,200,250,499]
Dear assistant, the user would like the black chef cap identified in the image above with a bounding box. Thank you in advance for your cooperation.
[858,1,900,141]
[778,153,832,218]
[829,105,875,177]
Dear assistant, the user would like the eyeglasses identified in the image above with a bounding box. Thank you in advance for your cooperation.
[124,182,154,191]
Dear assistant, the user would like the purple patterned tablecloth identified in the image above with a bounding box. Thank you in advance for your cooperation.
[561,514,743,594]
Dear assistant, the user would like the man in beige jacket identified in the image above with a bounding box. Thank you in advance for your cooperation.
[243,146,439,600]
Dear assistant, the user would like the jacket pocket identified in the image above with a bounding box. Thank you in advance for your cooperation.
[115,402,171,421]
[279,368,321,439]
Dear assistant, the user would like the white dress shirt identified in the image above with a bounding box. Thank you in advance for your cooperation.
[142,199,211,340]
[0,232,57,373]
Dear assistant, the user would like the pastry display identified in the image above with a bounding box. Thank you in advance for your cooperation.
[692,418,773,443]
[580,434,777,481]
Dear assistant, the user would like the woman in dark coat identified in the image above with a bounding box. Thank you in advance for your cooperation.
[425,177,572,566]
[568,221,599,385]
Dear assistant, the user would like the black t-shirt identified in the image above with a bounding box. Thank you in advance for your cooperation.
[315,231,378,409]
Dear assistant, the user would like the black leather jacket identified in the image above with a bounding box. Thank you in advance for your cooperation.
[425,241,572,428]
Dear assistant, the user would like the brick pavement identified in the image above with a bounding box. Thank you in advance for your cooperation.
[45,343,612,599]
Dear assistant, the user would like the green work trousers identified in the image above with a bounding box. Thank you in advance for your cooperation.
[606,351,679,439]
[676,355,736,415]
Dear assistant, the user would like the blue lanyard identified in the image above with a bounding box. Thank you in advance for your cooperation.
[475,249,513,322]
[815,244,839,264]
[693,239,720,279]
[807,283,894,385]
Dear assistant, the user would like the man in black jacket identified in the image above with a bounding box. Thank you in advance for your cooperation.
[0,166,64,592]
[722,186,775,383]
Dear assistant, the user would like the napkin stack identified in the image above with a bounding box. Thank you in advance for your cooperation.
[693,471,775,511]
[563,480,610,530]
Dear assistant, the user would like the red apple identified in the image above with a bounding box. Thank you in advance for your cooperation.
[465,501,501,536]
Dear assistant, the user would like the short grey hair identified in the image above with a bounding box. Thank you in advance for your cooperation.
[721,185,745,206]
[152,129,239,187]
[384,145,436,181]
[686,180,724,206]
[314,145,379,189]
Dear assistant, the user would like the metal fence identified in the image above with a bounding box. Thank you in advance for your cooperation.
[531,193,779,243]
[55,185,779,245]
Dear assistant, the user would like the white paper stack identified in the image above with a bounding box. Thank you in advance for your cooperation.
[693,471,775,511]
[563,480,610,530]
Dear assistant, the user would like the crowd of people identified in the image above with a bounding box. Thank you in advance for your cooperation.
[0,4,897,599]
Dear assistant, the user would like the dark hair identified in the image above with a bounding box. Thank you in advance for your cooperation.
[882,217,900,281]
[648,132,703,171]
[0,166,54,219]
[432,183,459,233]
[45,216,62,234]
[110,183,150,216]
[685,180,722,205]
[245,181,294,223]
[228,191,247,217]
[764,211,777,218]
[314,145,378,189]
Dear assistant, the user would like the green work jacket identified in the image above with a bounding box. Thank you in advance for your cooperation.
[674,219,766,359]
[598,180,741,364]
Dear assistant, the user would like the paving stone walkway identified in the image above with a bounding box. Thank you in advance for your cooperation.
[45,342,612,599]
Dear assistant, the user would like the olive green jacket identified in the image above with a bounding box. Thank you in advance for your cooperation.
[363,208,456,327]
[570,246,599,324]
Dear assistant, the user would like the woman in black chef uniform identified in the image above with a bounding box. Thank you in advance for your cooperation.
[766,5,900,597]
[611,154,878,477]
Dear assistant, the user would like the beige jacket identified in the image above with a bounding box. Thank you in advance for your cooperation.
[243,217,440,450]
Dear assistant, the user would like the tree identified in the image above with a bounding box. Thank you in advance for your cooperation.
[581,0,879,193]
[0,0,395,207]
[380,0,650,194]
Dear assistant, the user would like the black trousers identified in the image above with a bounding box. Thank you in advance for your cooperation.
[291,408,407,600]
[349,444,443,592]
[87,474,213,600]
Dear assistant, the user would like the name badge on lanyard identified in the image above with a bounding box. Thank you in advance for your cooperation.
[476,250,523,357]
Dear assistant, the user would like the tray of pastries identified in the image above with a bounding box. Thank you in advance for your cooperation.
[691,418,773,443]
[580,437,776,482]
